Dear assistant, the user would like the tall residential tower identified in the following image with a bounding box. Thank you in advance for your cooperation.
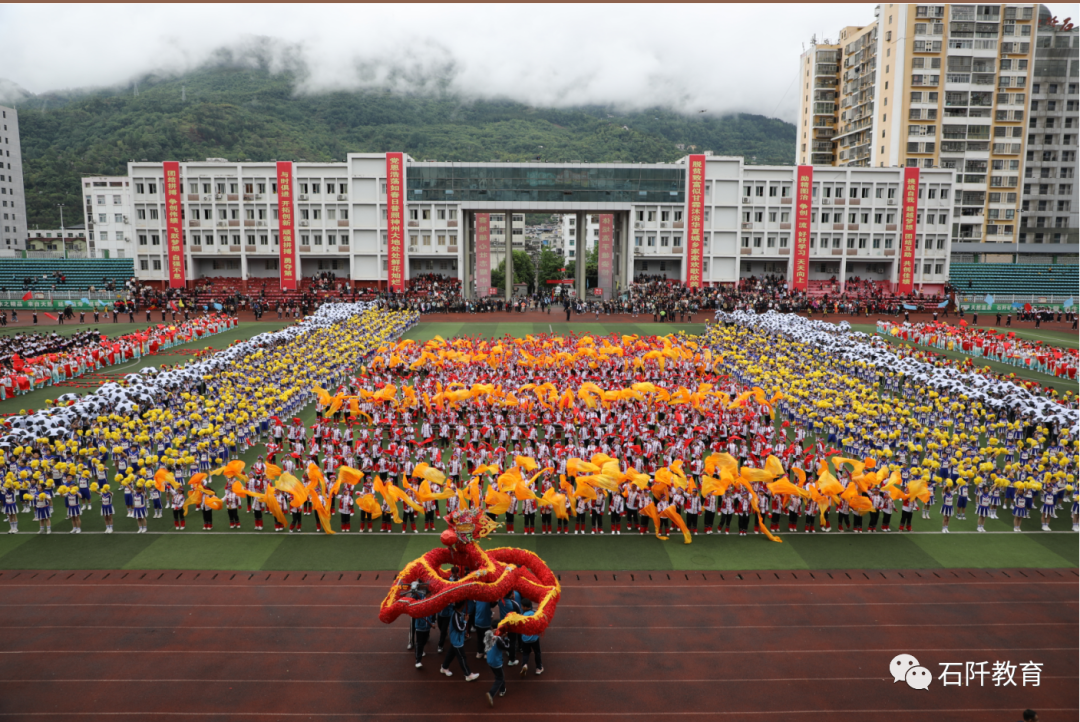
[797,4,1078,263]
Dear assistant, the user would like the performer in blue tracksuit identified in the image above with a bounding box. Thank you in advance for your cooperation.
[484,630,510,706]
[473,600,493,661]
[439,601,478,681]
[517,598,544,677]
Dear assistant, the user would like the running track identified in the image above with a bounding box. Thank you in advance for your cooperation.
[0,568,1075,720]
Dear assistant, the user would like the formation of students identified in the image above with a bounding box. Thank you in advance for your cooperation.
[2,305,1076,539]
[0,314,237,400]
[876,319,1078,380]
[1,304,418,534]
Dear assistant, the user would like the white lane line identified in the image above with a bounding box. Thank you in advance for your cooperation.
[6,622,1072,631]
[3,676,1074,684]
[3,646,1074,655]
[0,709,1078,717]
[1,599,1069,608]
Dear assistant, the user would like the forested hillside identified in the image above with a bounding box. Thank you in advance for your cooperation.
[13,66,796,227]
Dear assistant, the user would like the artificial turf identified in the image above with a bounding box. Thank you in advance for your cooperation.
[0,321,294,415]
[847,323,1076,393]
[0,508,1074,571]
[1,318,1075,574]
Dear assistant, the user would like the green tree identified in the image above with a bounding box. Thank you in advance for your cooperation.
[490,250,536,294]
[536,248,568,288]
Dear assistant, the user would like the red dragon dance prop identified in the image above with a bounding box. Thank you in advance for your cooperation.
[379,505,561,637]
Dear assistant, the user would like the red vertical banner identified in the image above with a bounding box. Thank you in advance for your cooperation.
[792,165,813,291]
[597,214,614,299]
[897,167,920,294]
[475,213,491,298]
[685,154,705,288]
[386,152,406,292]
[163,161,185,288]
[276,161,297,291]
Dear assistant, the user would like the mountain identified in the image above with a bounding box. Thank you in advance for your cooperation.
[12,66,796,228]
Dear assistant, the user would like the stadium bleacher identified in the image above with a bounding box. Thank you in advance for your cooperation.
[949,263,1078,297]
[0,259,135,292]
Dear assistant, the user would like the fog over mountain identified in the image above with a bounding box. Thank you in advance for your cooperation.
[0,4,881,122]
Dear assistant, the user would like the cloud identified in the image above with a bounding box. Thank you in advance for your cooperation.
[1,3,1076,122]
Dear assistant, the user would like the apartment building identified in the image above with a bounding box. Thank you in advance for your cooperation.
[797,4,1079,263]
[560,214,599,261]
[0,106,27,252]
[82,176,133,260]
[1019,14,1079,252]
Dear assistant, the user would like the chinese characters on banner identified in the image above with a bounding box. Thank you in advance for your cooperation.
[385,152,406,292]
[897,167,920,294]
[475,213,491,298]
[792,165,813,291]
[276,161,298,291]
[598,214,614,299]
[163,161,185,288]
[685,155,705,288]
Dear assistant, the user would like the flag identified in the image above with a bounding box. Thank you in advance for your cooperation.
[213,303,223,311]
[984,294,994,306]
[21,291,32,301]
[44,312,58,321]
[1064,297,1074,309]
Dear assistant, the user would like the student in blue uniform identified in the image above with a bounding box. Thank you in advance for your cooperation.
[472,599,493,660]
[439,601,479,681]
[517,598,544,677]
[484,629,510,706]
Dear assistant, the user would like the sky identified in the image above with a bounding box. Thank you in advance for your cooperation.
[0,3,1074,123]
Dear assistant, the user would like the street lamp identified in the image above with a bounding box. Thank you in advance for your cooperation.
[57,204,67,259]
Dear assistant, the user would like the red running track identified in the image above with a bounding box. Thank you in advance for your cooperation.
[0,568,1075,721]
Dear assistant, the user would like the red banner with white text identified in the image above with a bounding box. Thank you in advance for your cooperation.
[276,162,297,291]
[792,165,813,291]
[897,167,919,294]
[685,155,705,288]
[386,153,406,292]
[475,213,491,298]
[163,161,185,288]
[598,214,614,298]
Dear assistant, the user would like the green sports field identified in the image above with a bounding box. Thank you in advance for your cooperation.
[0,517,1074,571]
[0,321,294,415]
[2,318,1075,573]
[848,323,1077,393]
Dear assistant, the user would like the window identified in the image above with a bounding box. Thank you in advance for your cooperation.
[136,209,146,220]
[151,234,160,246]
[259,234,269,246]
